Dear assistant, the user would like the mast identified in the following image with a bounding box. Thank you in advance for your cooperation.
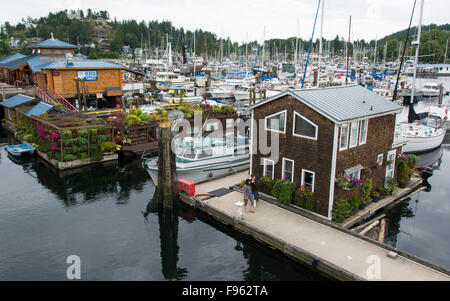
[317,0,325,88]
[392,0,417,102]
[301,0,321,89]
[295,18,299,73]
[411,0,424,103]
[444,39,448,64]
[346,16,351,85]
[193,30,196,81]
[373,36,377,66]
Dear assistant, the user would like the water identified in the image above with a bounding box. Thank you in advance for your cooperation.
[0,129,325,281]
[383,76,450,270]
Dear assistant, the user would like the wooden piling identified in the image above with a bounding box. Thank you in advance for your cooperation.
[153,121,179,210]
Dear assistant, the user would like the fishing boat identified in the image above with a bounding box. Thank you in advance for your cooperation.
[144,136,250,184]
[5,143,35,157]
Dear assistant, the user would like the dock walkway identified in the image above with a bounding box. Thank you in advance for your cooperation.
[181,171,450,281]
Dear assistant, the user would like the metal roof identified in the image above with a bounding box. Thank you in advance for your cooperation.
[0,53,27,66]
[248,85,403,123]
[25,102,54,116]
[0,94,36,108]
[43,59,124,69]
[28,39,78,49]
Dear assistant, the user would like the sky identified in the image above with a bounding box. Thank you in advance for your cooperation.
[2,0,449,43]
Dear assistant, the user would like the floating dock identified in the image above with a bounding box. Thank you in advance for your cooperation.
[179,171,450,281]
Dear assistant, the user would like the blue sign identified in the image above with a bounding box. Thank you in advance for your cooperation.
[77,71,98,81]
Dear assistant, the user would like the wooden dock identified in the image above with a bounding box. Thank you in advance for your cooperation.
[179,171,450,281]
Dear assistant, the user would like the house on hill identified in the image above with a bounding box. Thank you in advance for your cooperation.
[248,85,407,220]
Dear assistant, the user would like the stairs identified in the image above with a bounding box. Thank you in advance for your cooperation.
[34,85,77,111]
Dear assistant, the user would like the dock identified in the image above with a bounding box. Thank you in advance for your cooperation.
[179,171,450,281]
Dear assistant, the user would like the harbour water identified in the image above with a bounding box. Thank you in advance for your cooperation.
[0,130,326,280]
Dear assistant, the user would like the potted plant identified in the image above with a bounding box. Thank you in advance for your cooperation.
[385,177,398,196]
[397,160,411,188]
[348,197,361,215]
[371,191,382,202]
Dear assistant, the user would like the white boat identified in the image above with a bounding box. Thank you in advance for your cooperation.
[402,114,447,153]
[145,137,250,184]
[420,82,440,97]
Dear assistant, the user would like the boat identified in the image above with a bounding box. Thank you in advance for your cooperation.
[420,82,440,97]
[5,143,35,157]
[402,112,447,153]
[144,136,250,184]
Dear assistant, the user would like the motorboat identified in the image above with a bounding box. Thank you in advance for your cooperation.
[402,112,447,153]
[420,82,440,97]
[5,143,35,157]
[144,136,250,184]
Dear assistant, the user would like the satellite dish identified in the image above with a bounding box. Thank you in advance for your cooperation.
[167,110,185,122]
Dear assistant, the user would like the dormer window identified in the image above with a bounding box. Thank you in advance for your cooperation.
[265,110,286,134]
[293,111,318,140]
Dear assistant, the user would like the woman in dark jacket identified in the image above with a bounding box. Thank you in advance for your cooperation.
[243,179,255,213]
[250,175,259,204]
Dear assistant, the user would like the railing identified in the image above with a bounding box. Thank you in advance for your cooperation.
[34,85,77,112]
[393,123,408,146]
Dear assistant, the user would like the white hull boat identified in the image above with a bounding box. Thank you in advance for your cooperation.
[403,123,447,153]
[145,137,250,184]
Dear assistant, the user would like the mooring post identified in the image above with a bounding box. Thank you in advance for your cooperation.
[155,120,179,210]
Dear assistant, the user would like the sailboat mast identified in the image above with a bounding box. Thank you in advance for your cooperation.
[317,0,325,88]
[411,0,424,102]
[346,16,351,85]
[301,0,321,89]
[444,39,448,64]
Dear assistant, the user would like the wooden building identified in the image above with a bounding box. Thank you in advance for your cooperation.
[0,94,39,130]
[248,85,406,219]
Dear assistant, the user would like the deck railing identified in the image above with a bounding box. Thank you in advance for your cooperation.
[34,85,76,112]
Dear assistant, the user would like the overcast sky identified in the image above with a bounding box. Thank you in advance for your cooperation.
[3,0,448,42]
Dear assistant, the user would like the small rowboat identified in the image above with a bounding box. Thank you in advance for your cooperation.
[5,143,35,157]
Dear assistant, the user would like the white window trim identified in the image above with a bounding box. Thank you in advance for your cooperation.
[349,120,359,148]
[281,158,295,182]
[385,150,397,181]
[301,169,315,192]
[339,124,349,151]
[359,119,368,145]
[292,111,318,140]
[263,158,275,180]
[377,154,384,165]
[264,110,287,134]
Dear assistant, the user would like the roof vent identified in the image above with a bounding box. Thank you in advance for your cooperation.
[370,106,373,111]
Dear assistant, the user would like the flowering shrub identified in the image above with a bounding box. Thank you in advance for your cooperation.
[294,186,315,210]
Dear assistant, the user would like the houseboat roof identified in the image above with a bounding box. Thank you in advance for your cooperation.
[28,38,78,49]
[25,101,55,117]
[0,94,36,108]
[0,53,27,67]
[43,59,124,69]
[248,85,403,123]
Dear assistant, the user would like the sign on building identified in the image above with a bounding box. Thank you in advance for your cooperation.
[77,70,98,81]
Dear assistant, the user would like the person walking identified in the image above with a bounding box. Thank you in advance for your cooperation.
[243,178,255,213]
[250,174,259,206]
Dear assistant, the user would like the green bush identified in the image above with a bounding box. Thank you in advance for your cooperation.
[348,197,361,210]
[376,186,390,195]
[278,181,296,204]
[90,146,104,161]
[63,154,77,162]
[62,130,72,139]
[332,200,352,223]
[100,141,118,152]
[361,177,373,204]
[76,136,88,145]
[80,152,88,162]
[271,179,284,199]
[385,177,398,195]
[78,129,89,137]
[407,154,420,168]
[397,161,411,184]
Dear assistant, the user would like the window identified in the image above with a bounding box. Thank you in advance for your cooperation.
[377,154,384,165]
[349,121,359,148]
[340,124,349,150]
[282,158,294,182]
[265,110,286,133]
[301,169,315,192]
[344,164,363,181]
[263,159,275,180]
[359,119,368,145]
[293,112,318,140]
[385,150,397,181]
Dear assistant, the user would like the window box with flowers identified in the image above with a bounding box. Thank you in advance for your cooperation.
[335,174,363,190]
[294,186,316,210]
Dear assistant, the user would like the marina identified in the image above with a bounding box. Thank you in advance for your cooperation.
[1,0,450,284]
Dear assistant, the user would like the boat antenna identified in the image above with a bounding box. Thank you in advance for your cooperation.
[301,0,321,89]
[392,0,417,102]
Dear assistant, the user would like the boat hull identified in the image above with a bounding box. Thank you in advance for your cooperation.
[146,158,249,184]
[403,131,446,153]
